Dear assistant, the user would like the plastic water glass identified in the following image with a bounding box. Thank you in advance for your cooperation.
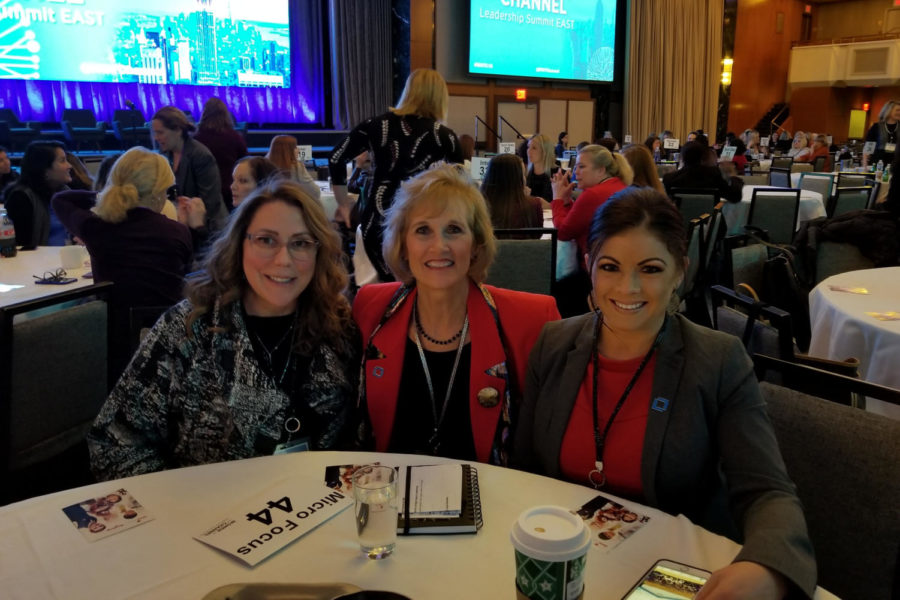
[352,465,397,559]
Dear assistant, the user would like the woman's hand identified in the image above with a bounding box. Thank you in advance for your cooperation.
[695,561,788,600]
[177,196,206,229]
[552,169,575,205]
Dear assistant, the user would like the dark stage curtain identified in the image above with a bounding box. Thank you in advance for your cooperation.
[0,2,326,127]
[329,0,392,130]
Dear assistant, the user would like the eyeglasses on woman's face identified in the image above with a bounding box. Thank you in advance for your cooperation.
[245,232,319,262]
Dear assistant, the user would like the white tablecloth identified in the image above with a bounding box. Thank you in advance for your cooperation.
[0,451,838,600]
[808,267,900,419]
[0,246,94,310]
[721,185,827,236]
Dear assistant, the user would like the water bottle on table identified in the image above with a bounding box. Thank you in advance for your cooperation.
[0,210,16,258]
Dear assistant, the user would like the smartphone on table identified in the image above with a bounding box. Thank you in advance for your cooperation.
[621,559,711,599]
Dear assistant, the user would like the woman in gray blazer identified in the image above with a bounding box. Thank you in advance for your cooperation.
[513,188,815,599]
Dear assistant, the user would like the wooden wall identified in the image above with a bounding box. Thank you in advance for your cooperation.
[812,0,895,39]
[727,0,807,134]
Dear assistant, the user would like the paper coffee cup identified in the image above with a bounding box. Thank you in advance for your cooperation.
[510,505,591,600]
[60,245,86,270]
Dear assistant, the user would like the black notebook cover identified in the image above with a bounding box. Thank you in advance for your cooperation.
[397,464,483,535]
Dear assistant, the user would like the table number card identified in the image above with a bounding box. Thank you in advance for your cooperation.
[297,145,313,162]
[498,142,516,155]
[760,137,770,147]
[470,156,490,181]
[663,138,680,150]
[623,135,632,143]
[195,480,352,566]
[863,141,877,155]
[720,146,737,160]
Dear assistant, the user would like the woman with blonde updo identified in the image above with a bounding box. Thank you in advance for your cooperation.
[53,147,194,379]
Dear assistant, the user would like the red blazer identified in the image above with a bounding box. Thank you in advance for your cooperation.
[552,176,627,259]
[353,280,560,464]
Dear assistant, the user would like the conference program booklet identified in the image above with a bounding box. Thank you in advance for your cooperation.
[62,488,154,542]
[573,494,651,550]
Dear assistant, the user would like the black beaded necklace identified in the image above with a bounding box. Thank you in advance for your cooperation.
[414,299,465,346]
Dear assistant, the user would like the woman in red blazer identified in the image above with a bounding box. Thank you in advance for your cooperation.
[353,163,560,466]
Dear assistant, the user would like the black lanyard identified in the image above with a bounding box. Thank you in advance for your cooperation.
[588,313,666,489]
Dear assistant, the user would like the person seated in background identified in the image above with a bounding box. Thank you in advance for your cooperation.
[728,138,748,174]
[686,130,708,146]
[231,156,280,207]
[65,152,94,191]
[525,133,557,204]
[787,131,812,160]
[4,140,71,247]
[555,131,569,158]
[663,141,742,204]
[353,163,560,465]
[88,180,360,481]
[480,154,543,237]
[459,134,475,163]
[741,128,764,158]
[795,134,831,171]
[193,97,248,211]
[52,147,194,382]
[644,135,662,162]
[621,143,665,195]
[266,134,322,203]
[0,145,18,198]
[597,137,619,153]
[151,106,228,234]
[513,188,816,600]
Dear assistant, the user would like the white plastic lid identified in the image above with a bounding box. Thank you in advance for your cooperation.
[509,505,591,563]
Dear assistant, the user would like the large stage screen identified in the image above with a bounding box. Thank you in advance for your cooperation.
[0,0,290,88]
[468,0,617,83]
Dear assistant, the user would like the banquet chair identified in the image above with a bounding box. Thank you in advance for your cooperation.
[0,108,41,151]
[827,186,871,218]
[790,162,813,174]
[486,228,557,295]
[836,172,875,189]
[746,188,800,245]
[740,173,768,186]
[0,282,112,504]
[866,181,881,209]
[768,167,791,188]
[61,109,108,151]
[814,241,875,285]
[761,380,900,600]
[111,109,151,149]
[797,172,833,201]
[670,188,718,230]
[812,155,827,172]
[677,215,709,302]
[770,156,793,170]
[655,163,677,177]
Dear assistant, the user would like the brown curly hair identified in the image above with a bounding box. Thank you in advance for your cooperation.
[185,179,353,356]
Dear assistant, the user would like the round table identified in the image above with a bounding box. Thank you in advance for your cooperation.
[808,267,900,419]
[0,451,838,600]
[720,185,826,235]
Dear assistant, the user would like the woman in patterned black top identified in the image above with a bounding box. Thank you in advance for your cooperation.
[329,68,463,283]
[88,180,360,481]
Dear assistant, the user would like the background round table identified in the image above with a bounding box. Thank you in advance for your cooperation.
[720,185,826,235]
[808,266,900,419]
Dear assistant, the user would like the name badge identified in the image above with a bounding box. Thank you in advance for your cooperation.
[863,141,877,155]
[274,438,310,455]
[885,143,896,153]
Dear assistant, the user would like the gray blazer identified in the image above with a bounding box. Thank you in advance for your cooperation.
[167,137,227,233]
[513,313,816,598]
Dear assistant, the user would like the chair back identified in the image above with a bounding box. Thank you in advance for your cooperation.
[814,240,875,285]
[747,188,801,245]
[771,156,793,170]
[828,186,871,218]
[670,188,717,229]
[761,381,900,600]
[867,180,881,209]
[486,228,557,295]
[0,108,24,127]
[112,109,147,128]
[836,172,875,188]
[655,163,677,177]
[768,167,791,188]
[812,155,827,171]
[710,285,794,360]
[790,162,813,173]
[0,283,112,495]
[678,214,709,299]
[62,109,99,128]
[798,172,833,200]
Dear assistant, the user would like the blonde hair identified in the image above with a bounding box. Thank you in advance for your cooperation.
[390,68,449,122]
[529,133,557,174]
[94,147,174,223]
[578,144,633,186]
[383,163,496,284]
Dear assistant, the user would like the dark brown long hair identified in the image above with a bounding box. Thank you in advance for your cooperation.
[186,179,353,356]
[197,97,236,134]
[480,154,540,230]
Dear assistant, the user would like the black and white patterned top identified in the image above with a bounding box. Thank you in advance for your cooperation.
[88,298,359,481]
[329,112,462,280]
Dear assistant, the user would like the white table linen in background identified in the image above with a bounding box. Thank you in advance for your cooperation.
[0,451,839,600]
[808,267,900,419]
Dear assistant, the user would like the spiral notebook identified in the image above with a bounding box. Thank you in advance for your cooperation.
[397,464,483,535]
